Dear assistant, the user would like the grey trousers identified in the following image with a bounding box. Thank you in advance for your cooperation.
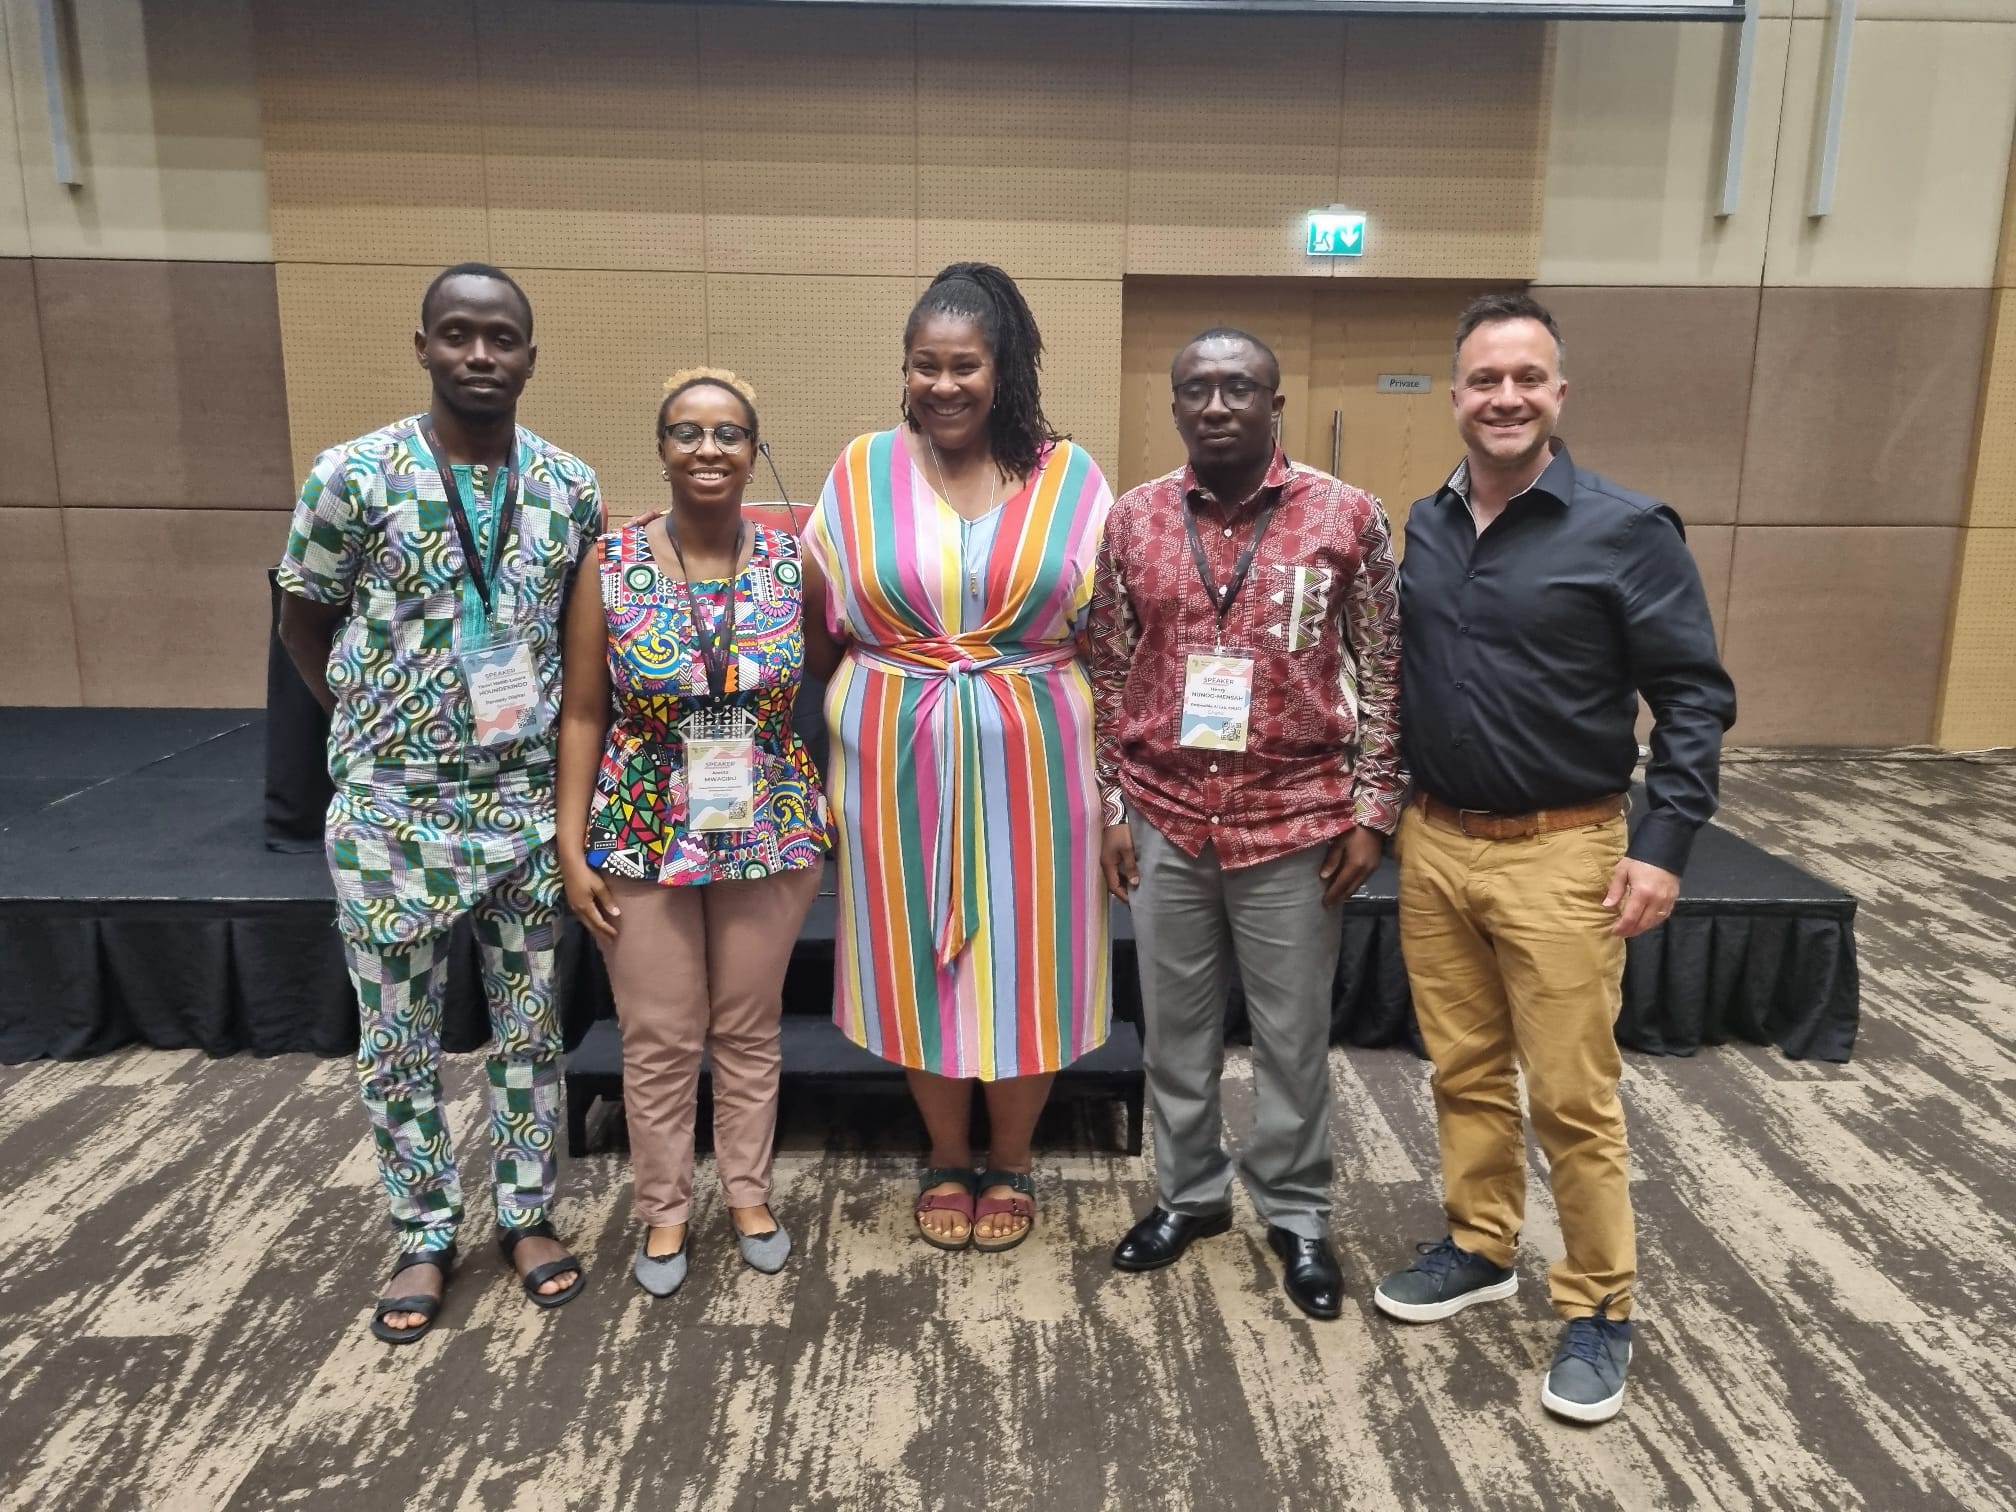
[1129,817,1344,1240]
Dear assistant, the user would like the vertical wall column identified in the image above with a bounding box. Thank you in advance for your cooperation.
[1935,127,2016,750]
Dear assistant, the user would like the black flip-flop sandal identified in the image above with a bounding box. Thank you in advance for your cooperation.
[369,1244,457,1345]
[498,1220,587,1309]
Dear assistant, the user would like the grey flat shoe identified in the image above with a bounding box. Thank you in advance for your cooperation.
[633,1233,689,1297]
[737,1224,792,1274]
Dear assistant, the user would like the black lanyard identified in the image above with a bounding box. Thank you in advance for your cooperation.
[1183,487,1280,647]
[665,519,747,705]
[418,418,518,616]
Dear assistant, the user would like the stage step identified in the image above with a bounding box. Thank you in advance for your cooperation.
[564,1016,1146,1159]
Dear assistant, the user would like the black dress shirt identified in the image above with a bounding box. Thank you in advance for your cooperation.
[1399,440,1737,875]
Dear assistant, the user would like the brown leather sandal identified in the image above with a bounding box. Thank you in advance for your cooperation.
[915,1167,978,1252]
[972,1169,1037,1253]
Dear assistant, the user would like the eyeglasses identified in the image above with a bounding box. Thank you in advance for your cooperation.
[662,421,752,453]
[1173,377,1273,412]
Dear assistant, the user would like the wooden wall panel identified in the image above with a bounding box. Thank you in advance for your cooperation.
[37,260,294,510]
[1541,19,1788,287]
[1336,21,1550,281]
[254,0,488,266]
[1936,527,2016,747]
[478,1,704,272]
[1739,287,1990,526]
[704,274,918,507]
[916,12,1128,282]
[274,264,432,484]
[0,259,57,506]
[1722,525,1959,745]
[1020,278,1123,489]
[3,0,269,261]
[512,269,709,520]
[1126,17,1345,278]
[1966,289,2016,529]
[1766,20,2016,287]
[1534,286,1759,526]
[0,508,80,704]
[64,508,277,706]
[699,8,915,278]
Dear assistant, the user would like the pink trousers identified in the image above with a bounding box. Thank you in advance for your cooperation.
[598,868,822,1226]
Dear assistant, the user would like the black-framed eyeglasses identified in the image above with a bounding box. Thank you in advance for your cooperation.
[662,421,752,453]
[1173,377,1273,412]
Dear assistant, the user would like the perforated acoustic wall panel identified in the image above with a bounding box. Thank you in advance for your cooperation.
[700,7,917,279]
[513,269,710,519]
[1020,278,1124,487]
[916,11,1129,282]
[705,274,919,508]
[1127,17,1347,279]
[478,1,705,272]
[254,0,488,266]
[1966,288,2016,530]
[1937,528,2016,748]
[274,264,433,484]
[1336,21,1551,281]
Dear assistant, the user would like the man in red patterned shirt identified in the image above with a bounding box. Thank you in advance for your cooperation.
[1089,328,1404,1319]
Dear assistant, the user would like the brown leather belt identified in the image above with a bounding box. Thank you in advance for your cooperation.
[1413,790,1626,841]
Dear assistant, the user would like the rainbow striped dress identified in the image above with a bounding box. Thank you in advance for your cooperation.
[805,429,1113,1081]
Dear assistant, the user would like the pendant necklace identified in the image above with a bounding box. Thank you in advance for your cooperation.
[923,430,999,599]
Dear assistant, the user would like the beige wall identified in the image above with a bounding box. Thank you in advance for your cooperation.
[1541,5,2015,747]
[3,0,2013,749]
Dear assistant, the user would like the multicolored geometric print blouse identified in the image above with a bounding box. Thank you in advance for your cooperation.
[584,520,829,886]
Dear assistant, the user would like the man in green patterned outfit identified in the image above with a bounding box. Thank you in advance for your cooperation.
[277,263,602,1343]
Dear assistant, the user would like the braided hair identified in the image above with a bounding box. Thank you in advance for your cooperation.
[903,262,1059,478]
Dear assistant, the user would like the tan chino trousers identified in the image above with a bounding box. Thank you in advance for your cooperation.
[1396,801,1636,1318]
[599,867,822,1228]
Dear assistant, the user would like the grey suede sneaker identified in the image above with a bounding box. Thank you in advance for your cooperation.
[1541,1299,1634,1424]
[1373,1237,1518,1323]
[633,1232,689,1297]
[737,1224,792,1274]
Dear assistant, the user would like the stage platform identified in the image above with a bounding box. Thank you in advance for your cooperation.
[0,709,1860,1068]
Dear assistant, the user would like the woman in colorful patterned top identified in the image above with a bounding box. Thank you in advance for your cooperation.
[803,264,1114,1254]
[556,369,833,1297]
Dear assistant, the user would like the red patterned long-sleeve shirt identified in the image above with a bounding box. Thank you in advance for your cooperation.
[1087,448,1404,867]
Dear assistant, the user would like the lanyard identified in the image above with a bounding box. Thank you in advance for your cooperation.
[665,519,747,704]
[418,418,518,616]
[1182,487,1280,648]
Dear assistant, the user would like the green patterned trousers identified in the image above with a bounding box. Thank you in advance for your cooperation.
[343,849,565,1252]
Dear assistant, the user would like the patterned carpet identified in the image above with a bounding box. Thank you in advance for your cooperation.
[2,758,2012,1512]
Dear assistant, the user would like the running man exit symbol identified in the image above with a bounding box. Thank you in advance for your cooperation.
[1306,208,1366,257]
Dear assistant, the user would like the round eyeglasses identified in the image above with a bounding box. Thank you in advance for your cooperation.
[1173,377,1273,412]
[662,421,752,453]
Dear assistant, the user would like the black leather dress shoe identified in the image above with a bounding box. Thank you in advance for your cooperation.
[1267,1226,1344,1319]
[1112,1206,1233,1272]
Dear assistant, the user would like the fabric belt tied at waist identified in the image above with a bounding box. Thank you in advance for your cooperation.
[851,641,1081,967]
[1413,789,1627,841]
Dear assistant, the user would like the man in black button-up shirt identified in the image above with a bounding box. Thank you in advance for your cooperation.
[1371,293,1735,1425]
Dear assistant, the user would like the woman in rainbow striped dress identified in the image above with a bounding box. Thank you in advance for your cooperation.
[804,263,1113,1253]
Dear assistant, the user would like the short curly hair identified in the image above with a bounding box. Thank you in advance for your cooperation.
[657,367,759,436]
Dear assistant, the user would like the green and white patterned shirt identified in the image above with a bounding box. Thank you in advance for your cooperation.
[277,414,603,946]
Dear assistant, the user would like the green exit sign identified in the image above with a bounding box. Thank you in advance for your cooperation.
[1306,208,1366,257]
